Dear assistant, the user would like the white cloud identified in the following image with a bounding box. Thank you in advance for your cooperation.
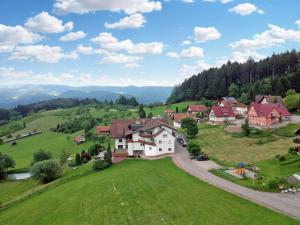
[179,60,211,77]
[105,14,146,29]
[53,0,162,15]
[91,32,164,54]
[75,45,94,55]
[296,20,300,28]
[98,51,143,65]
[203,0,233,3]
[230,24,300,51]
[0,67,32,79]
[8,45,73,63]
[231,50,265,63]
[0,24,42,52]
[194,26,221,42]
[123,63,141,69]
[166,46,204,59]
[181,40,191,45]
[59,31,86,41]
[229,3,264,16]
[25,11,73,33]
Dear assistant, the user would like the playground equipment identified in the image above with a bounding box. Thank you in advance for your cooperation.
[235,162,246,175]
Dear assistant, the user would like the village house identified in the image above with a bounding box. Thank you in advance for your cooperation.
[110,119,176,157]
[164,108,175,118]
[96,125,111,136]
[255,95,284,105]
[73,135,86,145]
[187,105,208,115]
[173,113,197,128]
[247,103,291,128]
[209,106,235,124]
[218,97,248,117]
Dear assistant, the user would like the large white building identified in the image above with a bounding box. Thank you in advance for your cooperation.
[110,119,176,157]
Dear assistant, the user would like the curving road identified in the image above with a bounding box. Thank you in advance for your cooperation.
[172,144,300,221]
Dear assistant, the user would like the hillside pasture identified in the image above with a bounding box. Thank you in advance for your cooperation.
[0,159,297,225]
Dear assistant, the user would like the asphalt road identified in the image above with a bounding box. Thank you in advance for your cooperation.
[172,143,300,221]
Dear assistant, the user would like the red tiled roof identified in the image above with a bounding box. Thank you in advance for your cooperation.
[188,105,208,112]
[173,113,196,122]
[96,126,111,134]
[211,106,235,117]
[110,119,174,138]
[250,103,291,117]
[74,135,84,142]
[165,109,175,113]
[255,95,284,104]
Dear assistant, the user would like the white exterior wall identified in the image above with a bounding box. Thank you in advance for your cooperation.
[173,121,181,128]
[234,107,248,116]
[209,112,235,122]
[127,142,145,156]
[153,130,175,156]
[115,138,127,149]
[144,145,157,156]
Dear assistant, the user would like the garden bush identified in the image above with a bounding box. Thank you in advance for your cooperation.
[32,150,52,165]
[93,160,109,171]
[30,159,62,183]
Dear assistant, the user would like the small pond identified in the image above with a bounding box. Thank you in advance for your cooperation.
[8,172,31,180]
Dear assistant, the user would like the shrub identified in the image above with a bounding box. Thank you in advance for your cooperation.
[59,150,70,166]
[187,140,201,156]
[278,155,286,162]
[93,160,109,171]
[0,153,15,179]
[242,119,250,136]
[75,153,81,166]
[30,159,62,183]
[181,118,199,139]
[32,150,52,165]
[268,178,288,189]
[288,147,297,155]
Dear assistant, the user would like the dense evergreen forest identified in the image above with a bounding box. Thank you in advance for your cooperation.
[167,50,300,104]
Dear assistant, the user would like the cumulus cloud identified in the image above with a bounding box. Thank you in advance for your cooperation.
[59,31,86,41]
[75,45,94,55]
[230,24,300,51]
[105,14,146,29]
[179,60,211,77]
[8,45,77,63]
[99,51,143,65]
[194,26,221,42]
[296,20,300,28]
[53,0,162,15]
[229,3,264,16]
[91,32,164,54]
[182,0,194,3]
[166,46,204,59]
[25,11,73,33]
[203,0,233,3]
[181,40,191,46]
[0,24,42,52]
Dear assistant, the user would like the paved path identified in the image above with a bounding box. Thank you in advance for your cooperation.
[172,144,300,221]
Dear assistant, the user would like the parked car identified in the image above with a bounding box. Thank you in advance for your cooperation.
[196,154,209,161]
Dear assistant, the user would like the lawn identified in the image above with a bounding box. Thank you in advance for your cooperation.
[0,159,298,225]
[197,124,294,165]
[0,131,93,170]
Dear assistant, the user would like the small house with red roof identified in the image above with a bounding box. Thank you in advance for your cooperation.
[218,97,248,117]
[96,125,111,136]
[187,105,208,115]
[73,135,86,145]
[209,106,235,124]
[164,108,175,117]
[173,113,197,128]
[247,103,291,128]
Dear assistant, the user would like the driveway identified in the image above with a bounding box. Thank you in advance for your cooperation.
[172,143,300,221]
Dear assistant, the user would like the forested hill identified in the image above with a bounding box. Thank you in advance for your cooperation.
[167,50,300,104]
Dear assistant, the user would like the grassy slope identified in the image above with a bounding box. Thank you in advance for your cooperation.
[0,131,93,170]
[145,101,198,116]
[0,159,298,225]
[197,124,294,164]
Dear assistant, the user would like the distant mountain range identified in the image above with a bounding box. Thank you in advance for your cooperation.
[0,84,173,108]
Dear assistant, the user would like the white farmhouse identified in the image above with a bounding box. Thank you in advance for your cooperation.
[110,119,176,157]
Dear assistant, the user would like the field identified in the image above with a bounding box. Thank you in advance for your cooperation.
[0,131,93,170]
[0,159,298,225]
[197,124,295,164]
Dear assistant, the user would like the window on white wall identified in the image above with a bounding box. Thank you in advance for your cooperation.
[168,148,172,151]
[159,148,162,151]
[159,140,162,144]
[163,134,167,138]
[118,139,122,143]
[149,147,152,150]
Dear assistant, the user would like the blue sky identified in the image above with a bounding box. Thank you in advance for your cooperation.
[0,0,299,87]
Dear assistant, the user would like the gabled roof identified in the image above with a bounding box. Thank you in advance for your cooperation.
[211,106,235,117]
[188,105,208,112]
[110,119,174,138]
[74,135,84,142]
[222,97,238,104]
[255,95,284,104]
[165,109,175,113]
[173,113,196,122]
[249,103,291,117]
[96,125,111,134]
